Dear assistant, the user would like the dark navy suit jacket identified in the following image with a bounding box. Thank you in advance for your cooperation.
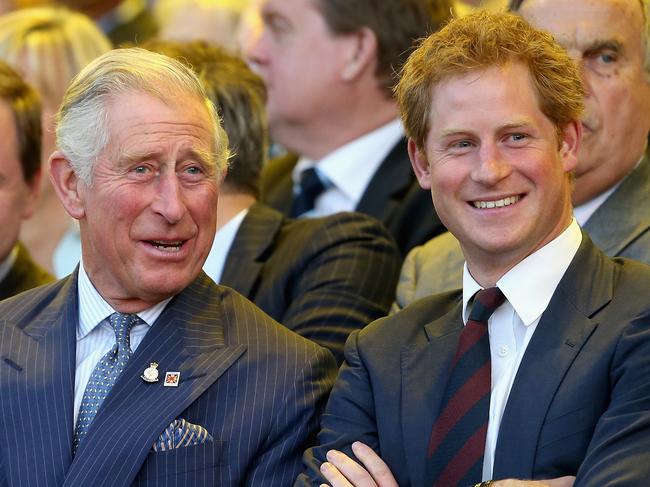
[297,234,650,486]
[0,271,337,486]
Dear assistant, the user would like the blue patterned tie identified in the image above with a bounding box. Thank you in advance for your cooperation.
[73,312,139,454]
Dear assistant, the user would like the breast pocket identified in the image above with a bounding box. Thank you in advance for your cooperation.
[133,441,227,487]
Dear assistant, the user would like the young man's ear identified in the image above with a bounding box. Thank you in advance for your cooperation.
[408,138,432,190]
[340,27,378,82]
[560,120,581,173]
[49,151,85,220]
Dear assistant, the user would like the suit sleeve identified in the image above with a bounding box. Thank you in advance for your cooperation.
[574,309,650,486]
[245,344,338,486]
[295,330,381,486]
[282,213,401,364]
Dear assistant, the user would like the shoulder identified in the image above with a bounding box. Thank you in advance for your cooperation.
[187,274,335,361]
[357,290,462,350]
[0,276,70,326]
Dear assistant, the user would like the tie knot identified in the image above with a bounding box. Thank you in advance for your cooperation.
[298,167,325,198]
[108,312,139,348]
[468,287,505,323]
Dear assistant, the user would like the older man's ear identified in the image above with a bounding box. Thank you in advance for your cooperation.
[49,150,86,220]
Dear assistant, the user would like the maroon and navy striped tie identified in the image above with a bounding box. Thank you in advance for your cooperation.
[426,286,505,486]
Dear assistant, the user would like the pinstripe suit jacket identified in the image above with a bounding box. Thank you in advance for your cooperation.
[0,242,54,301]
[260,139,446,256]
[220,203,401,363]
[0,271,337,487]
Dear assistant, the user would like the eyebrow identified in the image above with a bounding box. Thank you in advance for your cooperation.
[439,119,534,138]
[117,148,215,169]
[584,39,624,55]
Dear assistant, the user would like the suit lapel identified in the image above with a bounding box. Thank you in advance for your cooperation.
[401,302,463,486]
[584,155,650,256]
[64,275,246,487]
[0,276,77,485]
[493,235,612,479]
[356,139,413,222]
[220,203,283,297]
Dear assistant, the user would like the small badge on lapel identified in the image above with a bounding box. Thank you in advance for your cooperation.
[141,362,159,383]
[164,371,181,387]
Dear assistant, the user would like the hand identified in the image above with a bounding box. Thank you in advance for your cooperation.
[492,477,575,487]
[319,441,398,487]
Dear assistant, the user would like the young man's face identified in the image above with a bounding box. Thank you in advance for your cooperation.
[410,62,579,275]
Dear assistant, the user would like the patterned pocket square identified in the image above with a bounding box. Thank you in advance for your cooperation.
[152,418,213,452]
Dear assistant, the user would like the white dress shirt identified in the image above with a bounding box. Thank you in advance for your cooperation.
[461,219,583,480]
[203,208,249,283]
[74,262,170,426]
[0,245,18,283]
[292,119,404,216]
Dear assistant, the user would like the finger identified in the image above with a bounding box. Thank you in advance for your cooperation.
[326,449,378,487]
[545,476,576,487]
[351,442,398,487]
[320,461,354,487]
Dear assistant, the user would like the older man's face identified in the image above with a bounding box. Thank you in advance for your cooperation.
[0,99,39,261]
[78,91,219,308]
[520,0,650,204]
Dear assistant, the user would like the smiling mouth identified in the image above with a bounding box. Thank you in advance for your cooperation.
[148,240,184,252]
[472,195,521,209]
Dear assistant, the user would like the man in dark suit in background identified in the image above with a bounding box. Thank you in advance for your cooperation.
[248,0,451,255]
[145,39,401,363]
[0,60,53,300]
[298,11,650,487]
[0,48,336,486]
[393,0,650,309]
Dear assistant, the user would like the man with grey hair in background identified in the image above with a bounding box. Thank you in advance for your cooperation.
[393,0,650,308]
[0,48,336,486]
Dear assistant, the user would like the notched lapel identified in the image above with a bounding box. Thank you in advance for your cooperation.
[402,304,462,486]
[494,235,611,480]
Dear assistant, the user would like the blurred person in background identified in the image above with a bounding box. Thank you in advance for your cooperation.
[249,0,452,256]
[0,59,53,300]
[0,6,112,276]
[55,0,157,46]
[154,0,251,52]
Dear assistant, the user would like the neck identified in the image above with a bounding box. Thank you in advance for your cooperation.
[275,90,398,161]
[464,213,573,288]
[216,189,256,231]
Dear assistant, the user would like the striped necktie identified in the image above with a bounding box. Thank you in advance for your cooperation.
[426,286,505,486]
[72,312,139,454]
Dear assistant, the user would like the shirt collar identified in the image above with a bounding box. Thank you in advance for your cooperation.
[77,260,171,340]
[203,207,249,283]
[462,219,582,325]
[0,245,18,283]
[292,119,404,204]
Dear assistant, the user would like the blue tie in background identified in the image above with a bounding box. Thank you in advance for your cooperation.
[72,312,139,454]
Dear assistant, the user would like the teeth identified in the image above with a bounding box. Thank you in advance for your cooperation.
[151,241,182,252]
[473,195,520,209]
